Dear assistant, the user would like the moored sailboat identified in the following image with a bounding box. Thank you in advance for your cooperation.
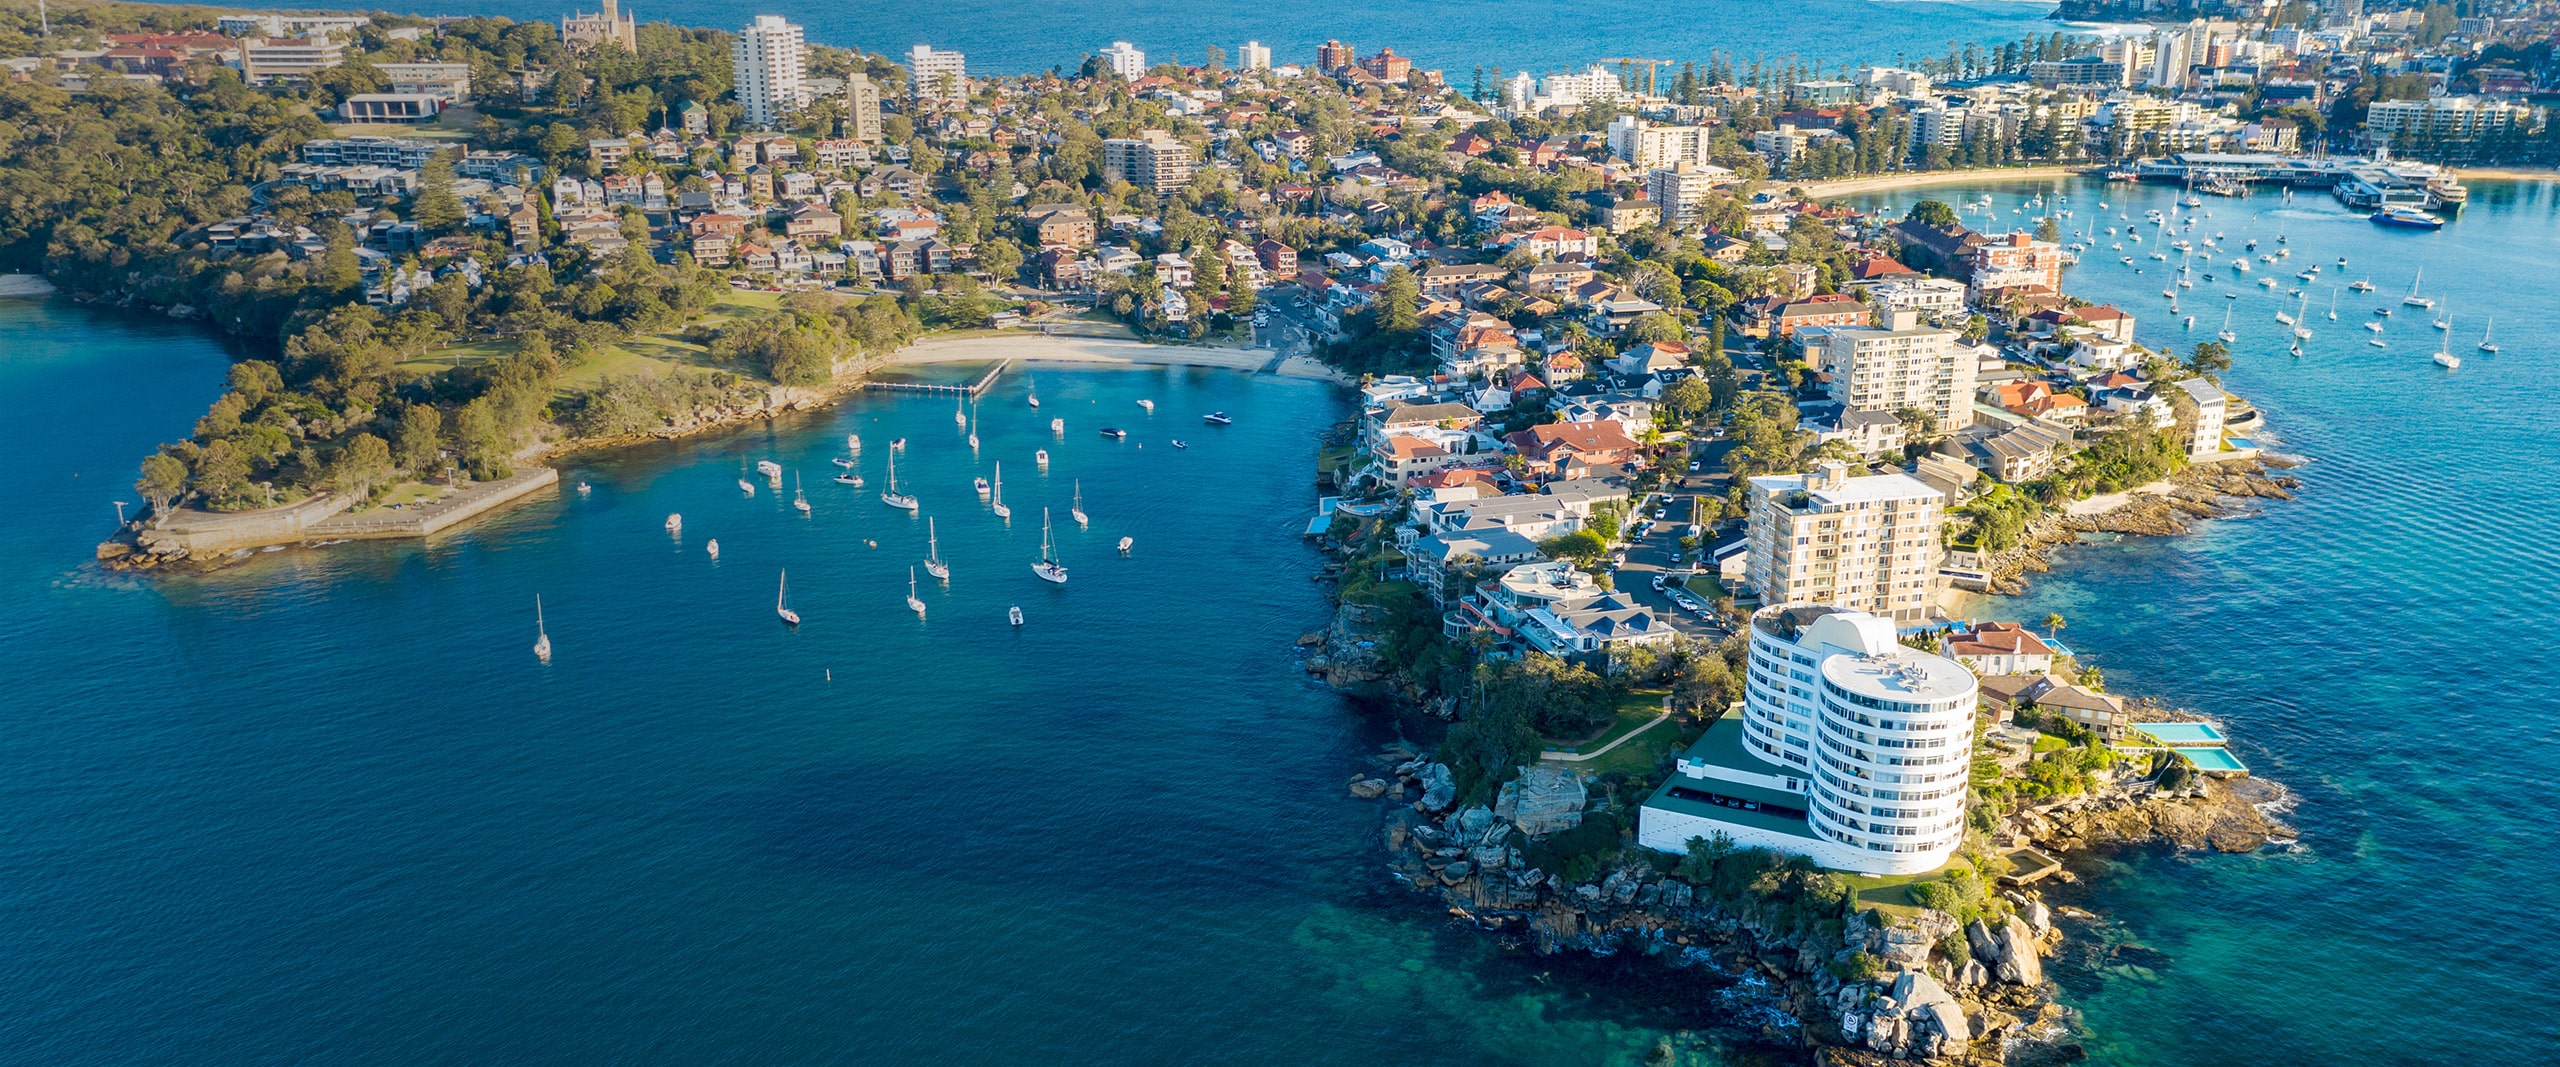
[906,567,927,617]
[533,595,552,663]
[924,518,950,581]
[880,451,918,511]
[1032,509,1068,584]
[1070,480,1089,527]
[777,570,800,626]
[990,462,1012,520]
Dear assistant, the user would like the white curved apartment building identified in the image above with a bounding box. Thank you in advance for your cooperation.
[1639,605,1976,874]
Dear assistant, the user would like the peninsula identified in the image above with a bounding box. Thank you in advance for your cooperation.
[4,0,2539,1057]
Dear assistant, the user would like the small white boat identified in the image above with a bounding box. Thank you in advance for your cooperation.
[2368,338,2387,348]
[1033,509,1068,584]
[1202,412,1232,426]
[1116,536,1132,555]
[2479,319,2499,353]
[832,456,856,469]
[665,514,682,534]
[2349,280,2375,292]
[533,595,552,663]
[739,477,755,496]
[925,518,949,581]
[2433,352,2461,369]
[756,459,783,482]
[2364,322,2384,333]
[777,570,800,627]
[1027,373,1041,409]
[966,400,979,450]
[2402,269,2433,309]
[793,474,810,515]
[1171,440,1188,450]
[1137,399,1154,412]
[1009,605,1024,627]
[990,463,1012,520]
[576,481,591,495]
[834,469,863,486]
[1070,480,1089,527]
[1050,417,1064,436]
[906,567,927,617]
[890,438,907,451]
[881,451,918,511]
[847,434,862,452]
[1035,449,1049,469]
[706,539,719,559]
[954,398,967,427]
[974,476,991,496]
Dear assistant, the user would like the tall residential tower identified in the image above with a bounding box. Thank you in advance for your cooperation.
[731,15,807,129]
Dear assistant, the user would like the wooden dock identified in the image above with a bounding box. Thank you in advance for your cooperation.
[863,358,1009,398]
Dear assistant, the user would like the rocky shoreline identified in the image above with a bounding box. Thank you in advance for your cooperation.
[1980,458,2300,596]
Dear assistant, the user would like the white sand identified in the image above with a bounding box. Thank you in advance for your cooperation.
[892,333,1351,383]
[0,274,58,298]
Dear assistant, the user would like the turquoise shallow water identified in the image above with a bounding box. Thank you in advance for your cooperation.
[1851,177,2560,1062]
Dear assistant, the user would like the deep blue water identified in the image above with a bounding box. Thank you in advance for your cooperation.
[1848,178,2560,1062]
[1,302,1782,1064]
[191,0,2062,78]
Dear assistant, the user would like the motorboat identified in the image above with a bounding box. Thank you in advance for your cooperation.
[1099,428,1127,439]
[665,514,681,534]
[1035,449,1050,469]
[1203,412,1233,426]
[1117,536,1133,555]
[1137,399,1154,412]
[756,459,783,481]
[1010,606,1024,627]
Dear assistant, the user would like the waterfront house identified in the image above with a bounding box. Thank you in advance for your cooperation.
[1941,623,2058,676]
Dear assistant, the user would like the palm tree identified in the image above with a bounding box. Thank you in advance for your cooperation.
[2042,612,2067,633]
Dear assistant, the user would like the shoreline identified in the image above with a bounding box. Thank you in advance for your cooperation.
[1799,165,2093,199]
[100,327,1344,570]
[2453,166,2560,183]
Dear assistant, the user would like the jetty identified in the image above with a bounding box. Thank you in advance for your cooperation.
[863,358,1008,397]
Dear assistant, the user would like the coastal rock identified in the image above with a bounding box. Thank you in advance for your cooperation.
[2025,900,2052,937]
[1892,969,1972,1046]
[1996,917,2044,987]
[1439,861,1473,884]
[1468,845,1508,870]
[1456,805,1496,838]
[1967,920,2002,965]
[1296,632,1324,647]
[1349,777,1389,799]
[1415,763,1456,814]
[1493,765,1588,837]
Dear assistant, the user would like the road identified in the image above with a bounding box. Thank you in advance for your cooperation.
[1608,489,1737,642]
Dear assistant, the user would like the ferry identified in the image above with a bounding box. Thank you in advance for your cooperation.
[2370,206,2444,231]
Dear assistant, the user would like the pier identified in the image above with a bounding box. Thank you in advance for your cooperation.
[862,358,1009,397]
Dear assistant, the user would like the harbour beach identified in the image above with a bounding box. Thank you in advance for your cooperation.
[894,332,1350,382]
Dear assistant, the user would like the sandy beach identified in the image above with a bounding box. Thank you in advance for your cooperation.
[893,332,1351,383]
[1797,165,2092,200]
[2454,166,2560,183]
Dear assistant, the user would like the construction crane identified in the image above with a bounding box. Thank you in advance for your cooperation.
[1601,58,1674,98]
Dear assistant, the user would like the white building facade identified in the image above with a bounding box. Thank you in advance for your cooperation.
[732,16,809,129]
[1639,606,1977,874]
[1744,461,1945,623]
[907,44,967,103]
[1237,41,1271,71]
[1099,41,1146,80]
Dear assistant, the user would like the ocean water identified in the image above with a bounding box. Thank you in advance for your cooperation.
[1847,178,2560,1062]
[1,301,1796,1064]
[201,0,2062,78]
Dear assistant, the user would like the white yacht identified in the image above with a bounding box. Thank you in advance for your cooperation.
[1032,510,1068,584]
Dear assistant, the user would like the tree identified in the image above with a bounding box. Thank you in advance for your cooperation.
[2043,613,2067,633]
[1905,199,1958,229]
[1626,310,1688,344]
[1669,649,1733,713]
[974,237,1023,286]
[1538,529,1611,570]
[332,433,394,498]
[136,453,188,523]
[413,154,466,235]
[454,398,511,480]
[2187,339,2232,377]
[394,404,443,472]
[1376,265,1419,333]
[1662,377,1715,422]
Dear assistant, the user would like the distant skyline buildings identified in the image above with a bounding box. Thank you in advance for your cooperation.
[906,43,966,103]
[1098,40,1145,80]
[1236,40,1270,71]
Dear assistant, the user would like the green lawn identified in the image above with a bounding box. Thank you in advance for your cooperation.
[1841,858,1980,920]
[1572,714,1701,778]
[403,291,789,396]
[342,480,451,516]
[1544,689,1671,753]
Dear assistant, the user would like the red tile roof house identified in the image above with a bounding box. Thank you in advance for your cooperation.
[1940,622,2057,675]
[1503,420,1642,478]
[1769,293,1871,337]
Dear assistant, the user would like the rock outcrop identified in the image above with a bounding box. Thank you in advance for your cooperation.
[1492,765,1587,836]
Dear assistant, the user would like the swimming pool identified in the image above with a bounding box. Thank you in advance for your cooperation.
[2140,722,2230,746]
[2181,747,2250,773]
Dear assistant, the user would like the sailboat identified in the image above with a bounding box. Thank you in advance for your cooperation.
[2326,288,2338,321]
[880,450,918,511]
[1032,509,1068,584]
[906,567,927,617]
[2215,305,2235,344]
[1070,480,1089,527]
[738,470,755,495]
[793,473,810,515]
[954,397,968,428]
[2478,318,2499,353]
[776,570,800,626]
[966,401,980,451]
[924,518,950,581]
[533,595,552,663]
[2291,293,2313,340]
[2434,314,2461,369]
[2402,268,2434,309]
[990,462,1012,520]
[1027,371,1040,409]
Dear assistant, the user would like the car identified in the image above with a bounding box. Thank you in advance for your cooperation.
[1650,576,1666,591]
[1669,552,1683,563]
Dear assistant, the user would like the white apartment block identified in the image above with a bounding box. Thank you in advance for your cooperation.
[1637,606,1977,874]
[218,13,369,37]
[1237,41,1271,71]
[1855,66,1932,97]
[1862,278,1967,317]
[1099,41,1146,81]
[2365,96,2532,142]
[843,71,883,141]
[1102,130,1194,194]
[1606,117,1711,168]
[1815,310,1974,430]
[732,16,809,130]
[2176,377,2227,459]
[1744,461,1946,624]
[1646,162,1728,227]
[907,44,968,103]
